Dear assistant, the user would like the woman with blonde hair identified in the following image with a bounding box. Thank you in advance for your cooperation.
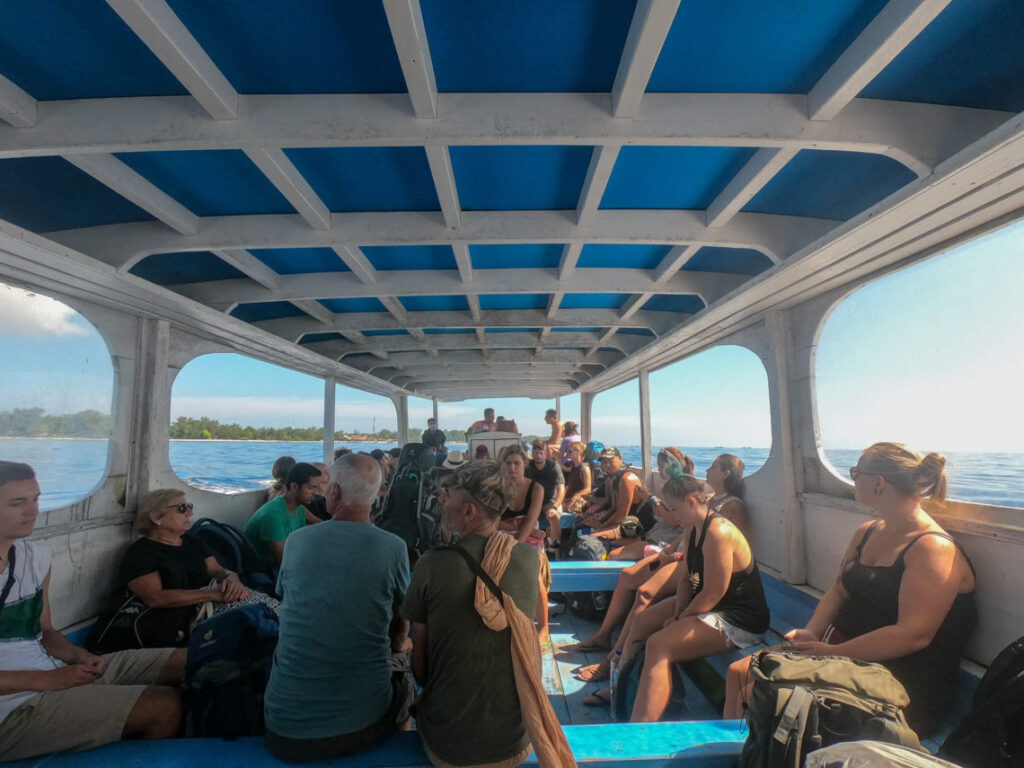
[723,442,977,735]
[498,444,552,647]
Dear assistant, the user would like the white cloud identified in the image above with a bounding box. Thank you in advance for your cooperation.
[0,285,88,338]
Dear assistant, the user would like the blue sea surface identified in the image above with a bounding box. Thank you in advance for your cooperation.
[2,438,1021,511]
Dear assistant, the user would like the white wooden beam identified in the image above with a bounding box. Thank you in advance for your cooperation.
[559,242,583,281]
[0,74,37,128]
[379,296,409,324]
[345,349,620,370]
[4,94,1003,176]
[106,0,238,120]
[332,246,377,284]
[808,0,952,121]
[611,0,683,118]
[291,298,334,326]
[323,377,336,464]
[576,145,620,227]
[452,241,473,282]
[382,0,438,119]
[339,329,368,345]
[424,145,461,229]
[651,244,699,283]
[244,148,331,231]
[210,249,280,292]
[475,328,486,344]
[706,148,799,228]
[546,292,563,320]
[466,294,481,321]
[63,153,199,235]
[618,293,651,322]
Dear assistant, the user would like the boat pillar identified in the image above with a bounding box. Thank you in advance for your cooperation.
[322,377,336,465]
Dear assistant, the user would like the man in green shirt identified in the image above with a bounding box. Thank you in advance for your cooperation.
[402,461,540,768]
[245,462,319,568]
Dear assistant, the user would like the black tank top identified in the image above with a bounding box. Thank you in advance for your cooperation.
[685,512,770,634]
[564,464,587,499]
[501,480,542,520]
[832,521,977,735]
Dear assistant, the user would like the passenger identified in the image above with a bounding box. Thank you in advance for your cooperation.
[705,453,750,536]
[305,462,330,522]
[264,453,412,762]
[402,460,573,768]
[497,445,551,647]
[577,447,642,536]
[117,489,251,646]
[559,421,581,464]
[266,455,297,501]
[332,447,351,461]
[474,445,490,460]
[466,407,497,434]
[543,408,563,458]
[524,439,566,547]
[422,417,447,465]
[723,443,977,735]
[245,462,319,569]
[562,442,593,516]
[592,474,769,718]
[441,449,466,470]
[0,462,185,760]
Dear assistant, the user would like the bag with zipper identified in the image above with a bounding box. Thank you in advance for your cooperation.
[563,534,612,621]
[87,592,200,652]
[738,650,923,768]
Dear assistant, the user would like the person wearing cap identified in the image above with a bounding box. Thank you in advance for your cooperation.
[401,461,550,768]
[525,439,566,547]
[422,418,447,466]
[578,447,642,535]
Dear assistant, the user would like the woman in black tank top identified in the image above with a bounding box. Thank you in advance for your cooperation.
[723,442,977,736]
[608,474,769,722]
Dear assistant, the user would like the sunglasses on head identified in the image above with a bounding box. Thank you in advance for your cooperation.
[167,502,194,514]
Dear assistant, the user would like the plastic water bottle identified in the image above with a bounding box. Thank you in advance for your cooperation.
[643,543,663,558]
[609,650,623,720]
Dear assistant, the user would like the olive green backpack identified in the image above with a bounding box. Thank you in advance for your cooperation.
[738,650,924,768]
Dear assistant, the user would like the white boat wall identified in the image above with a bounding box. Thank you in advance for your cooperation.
[0,1,1021,668]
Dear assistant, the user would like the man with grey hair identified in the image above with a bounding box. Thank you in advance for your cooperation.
[264,453,413,762]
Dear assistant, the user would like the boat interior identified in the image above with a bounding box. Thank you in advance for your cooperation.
[1,0,1023,765]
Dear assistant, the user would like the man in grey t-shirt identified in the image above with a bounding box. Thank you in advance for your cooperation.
[402,461,540,768]
[264,453,412,763]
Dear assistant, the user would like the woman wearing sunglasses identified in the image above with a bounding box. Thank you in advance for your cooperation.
[117,489,250,645]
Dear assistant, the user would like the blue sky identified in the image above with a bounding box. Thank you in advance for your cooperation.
[2,219,1023,450]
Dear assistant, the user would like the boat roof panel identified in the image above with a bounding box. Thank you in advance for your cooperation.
[0,0,188,100]
[168,0,407,95]
[421,0,637,93]
[0,157,154,232]
[1,0,1022,401]
[648,0,889,93]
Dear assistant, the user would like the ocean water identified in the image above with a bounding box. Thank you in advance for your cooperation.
[3,438,1022,511]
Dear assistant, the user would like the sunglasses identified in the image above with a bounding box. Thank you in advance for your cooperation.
[167,502,194,514]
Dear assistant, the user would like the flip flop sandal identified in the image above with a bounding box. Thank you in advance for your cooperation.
[583,689,612,707]
[574,662,611,682]
[570,641,610,653]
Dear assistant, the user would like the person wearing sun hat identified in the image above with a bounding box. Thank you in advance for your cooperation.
[401,461,575,768]
[441,450,466,470]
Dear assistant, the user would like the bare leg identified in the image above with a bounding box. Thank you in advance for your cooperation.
[546,509,562,547]
[723,656,756,719]
[537,574,549,643]
[155,648,186,685]
[122,686,183,740]
[630,618,728,722]
[619,598,676,669]
[577,555,663,648]
[607,540,646,561]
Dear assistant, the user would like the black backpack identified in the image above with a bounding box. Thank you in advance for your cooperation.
[377,443,436,564]
[187,518,276,595]
[563,534,612,621]
[739,651,923,768]
[940,634,1024,768]
[184,604,279,739]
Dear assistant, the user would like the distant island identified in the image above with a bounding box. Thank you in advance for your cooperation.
[1,408,553,444]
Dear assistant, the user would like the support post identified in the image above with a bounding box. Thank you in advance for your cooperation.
[432,397,439,422]
[125,318,171,514]
[323,377,336,465]
[580,392,595,444]
[767,310,806,584]
[555,394,561,422]
[395,395,409,446]
[638,370,653,486]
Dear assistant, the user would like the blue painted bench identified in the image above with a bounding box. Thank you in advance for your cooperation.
[6,722,748,767]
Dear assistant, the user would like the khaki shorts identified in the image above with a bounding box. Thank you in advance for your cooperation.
[0,647,175,761]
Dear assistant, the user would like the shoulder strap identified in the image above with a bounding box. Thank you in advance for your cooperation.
[896,530,977,577]
[446,546,504,606]
[695,512,719,551]
[0,545,17,620]
[855,520,882,559]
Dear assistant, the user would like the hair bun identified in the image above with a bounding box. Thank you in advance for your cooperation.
[918,452,946,478]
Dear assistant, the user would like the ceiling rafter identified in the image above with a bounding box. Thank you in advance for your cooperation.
[382,0,438,119]
[558,242,583,282]
[424,145,461,229]
[343,349,622,372]
[611,0,683,118]
[105,0,238,120]
[809,0,952,121]
[332,245,377,284]
[55,209,822,273]
[705,148,800,229]
[1,94,1005,176]
[290,298,333,326]
[452,242,473,282]
[576,145,620,227]
[652,244,702,282]
[210,249,280,293]
[167,266,747,309]
[243,148,331,231]
[0,74,37,128]
[63,153,200,235]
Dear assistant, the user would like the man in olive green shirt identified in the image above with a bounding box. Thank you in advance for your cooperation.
[245,462,319,568]
[402,461,540,768]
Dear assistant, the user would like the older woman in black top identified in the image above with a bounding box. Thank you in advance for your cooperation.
[120,489,248,645]
[723,442,977,735]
